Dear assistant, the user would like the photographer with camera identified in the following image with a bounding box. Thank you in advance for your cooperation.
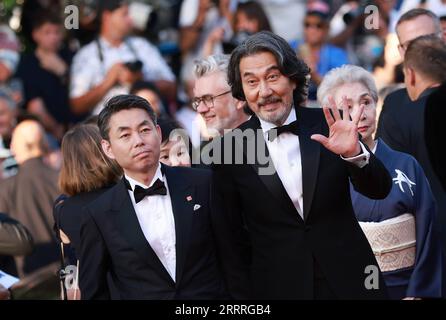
[329,0,397,70]
[179,0,235,85]
[202,0,272,57]
[70,0,176,116]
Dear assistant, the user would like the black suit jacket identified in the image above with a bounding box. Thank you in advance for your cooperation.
[212,107,392,299]
[79,165,227,300]
[425,82,446,192]
[377,87,446,250]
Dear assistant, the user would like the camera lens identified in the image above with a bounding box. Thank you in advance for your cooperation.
[124,60,143,72]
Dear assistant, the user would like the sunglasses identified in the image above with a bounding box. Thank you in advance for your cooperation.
[304,21,324,29]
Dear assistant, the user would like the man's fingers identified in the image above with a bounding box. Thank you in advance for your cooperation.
[311,134,328,147]
[341,96,350,121]
[322,106,335,126]
[328,96,341,121]
[352,103,364,125]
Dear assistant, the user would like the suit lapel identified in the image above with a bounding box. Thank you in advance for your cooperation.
[240,116,303,223]
[163,165,194,287]
[110,178,174,285]
[297,107,321,220]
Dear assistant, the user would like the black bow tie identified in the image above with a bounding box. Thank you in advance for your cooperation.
[130,179,167,203]
[267,120,299,142]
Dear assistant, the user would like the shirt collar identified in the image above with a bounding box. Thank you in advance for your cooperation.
[98,36,125,50]
[125,163,164,191]
[419,86,439,100]
[259,107,297,135]
[372,139,378,154]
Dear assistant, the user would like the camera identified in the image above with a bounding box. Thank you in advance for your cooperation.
[124,60,143,73]
[222,30,253,54]
[343,0,375,25]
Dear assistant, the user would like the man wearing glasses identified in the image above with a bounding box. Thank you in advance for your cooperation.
[376,9,446,253]
[193,54,249,139]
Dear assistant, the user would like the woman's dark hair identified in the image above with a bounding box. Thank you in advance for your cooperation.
[130,81,162,98]
[236,1,272,32]
[157,116,193,161]
[31,11,63,31]
[228,31,310,108]
[157,116,184,143]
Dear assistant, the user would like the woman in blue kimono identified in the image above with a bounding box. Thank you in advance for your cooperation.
[318,65,444,299]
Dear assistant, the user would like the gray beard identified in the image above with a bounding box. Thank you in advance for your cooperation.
[257,104,293,126]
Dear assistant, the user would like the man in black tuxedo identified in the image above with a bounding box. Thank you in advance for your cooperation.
[376,9,446,252]
[78,95,227,299]
[425,81,446,192]
[211,31,392,300]
[401,35,446,246]
[377,8,442,143]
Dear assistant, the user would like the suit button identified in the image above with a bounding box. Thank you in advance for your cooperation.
[305,226,311,232]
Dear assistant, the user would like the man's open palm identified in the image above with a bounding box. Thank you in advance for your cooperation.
[311,96,362,157]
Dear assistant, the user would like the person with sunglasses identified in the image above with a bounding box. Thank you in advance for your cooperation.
[292,1,349,106]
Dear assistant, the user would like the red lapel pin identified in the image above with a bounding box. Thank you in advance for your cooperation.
[186,196,192,202]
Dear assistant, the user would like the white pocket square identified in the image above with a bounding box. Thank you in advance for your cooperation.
[193,204,201,211]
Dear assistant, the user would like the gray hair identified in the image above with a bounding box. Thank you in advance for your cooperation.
[194,54,230,79]
[317,65,378,106]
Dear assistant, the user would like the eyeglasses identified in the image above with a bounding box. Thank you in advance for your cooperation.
[398,32,443,51]
[304,21,324,29]
[192,90,231,111]
[398,40,411,52]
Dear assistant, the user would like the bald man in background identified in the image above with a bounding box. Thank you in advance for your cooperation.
[0,119,60,278]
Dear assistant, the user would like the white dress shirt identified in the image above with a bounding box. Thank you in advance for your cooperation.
[259,109,304,218]
[125,164,176,281]
[259,108,370,220]
[70,36,175,114]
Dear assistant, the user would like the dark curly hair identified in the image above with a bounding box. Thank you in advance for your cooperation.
[228,31,310,108]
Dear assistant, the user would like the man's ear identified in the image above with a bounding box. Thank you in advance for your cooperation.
[403,66,417,87]
[407,67,416,87]
[101,139,115,159]
[101,10,111,24]
[235,99,246,110]
[156,124,162,143]
[31,29,39,43]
